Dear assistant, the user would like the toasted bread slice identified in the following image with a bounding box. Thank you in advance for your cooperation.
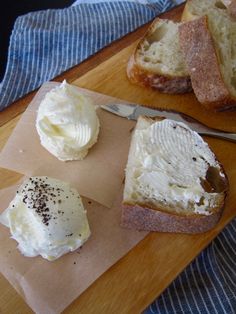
[127,18,192,94]
[121,116,228,234]
[181,0,236,110]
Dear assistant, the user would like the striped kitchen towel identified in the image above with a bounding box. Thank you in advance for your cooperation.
[144,219,236,314]
[0,0,182,111]
[0,1,235,313]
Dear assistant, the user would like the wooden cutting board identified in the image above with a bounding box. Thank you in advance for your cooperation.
[0,4,236,314]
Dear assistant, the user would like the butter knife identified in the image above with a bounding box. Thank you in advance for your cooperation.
[100,103,236,143]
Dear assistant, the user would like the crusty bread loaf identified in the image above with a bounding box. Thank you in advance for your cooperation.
[180,0,236,110]
[121,116,228,234]
[127,18,192,94]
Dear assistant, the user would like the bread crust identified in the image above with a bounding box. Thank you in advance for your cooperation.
[127,54,192,94]
[219,0,236,20]
[227,0,236,19]
[121,199,226,234]
[179,16,236,111]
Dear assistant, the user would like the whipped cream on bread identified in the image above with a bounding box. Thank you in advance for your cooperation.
[124,118,226,215]
[36,80,100,161]
[0,176,90,261]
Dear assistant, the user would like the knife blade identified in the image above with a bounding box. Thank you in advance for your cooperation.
[100,103,236,143]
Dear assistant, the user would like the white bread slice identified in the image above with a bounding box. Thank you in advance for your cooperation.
[180,0,236,110]
[182,0,236,21]
[127,18,192,94]
[121,116,228,234]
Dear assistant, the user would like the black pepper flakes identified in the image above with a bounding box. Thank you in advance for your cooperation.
[18,177,83,231]
[20,177,57,226]
[66,233,73,237]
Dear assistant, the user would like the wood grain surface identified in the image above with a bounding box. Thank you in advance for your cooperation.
[0,4,236,314]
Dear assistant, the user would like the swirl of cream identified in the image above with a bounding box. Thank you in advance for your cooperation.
[36,81,100,161]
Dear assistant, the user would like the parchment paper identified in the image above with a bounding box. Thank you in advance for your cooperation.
[0,179,148,314]
[0,82,135,208]
[0,82,150,313]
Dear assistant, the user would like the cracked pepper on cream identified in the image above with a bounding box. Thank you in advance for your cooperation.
[0,176,91,261]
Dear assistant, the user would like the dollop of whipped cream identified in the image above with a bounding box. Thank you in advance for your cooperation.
[125,119,226,215]
[36,80,100,161]
[0,176,91,261]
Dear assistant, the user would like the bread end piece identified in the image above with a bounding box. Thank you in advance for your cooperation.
[179,16,236,111]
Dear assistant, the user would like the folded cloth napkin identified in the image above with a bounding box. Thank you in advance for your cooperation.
[0,1,235,313]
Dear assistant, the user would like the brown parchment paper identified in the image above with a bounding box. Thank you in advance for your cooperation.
[0,82,135,208]
[0,179,148,314]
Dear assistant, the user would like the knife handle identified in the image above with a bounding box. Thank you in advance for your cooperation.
[201,130,236,143]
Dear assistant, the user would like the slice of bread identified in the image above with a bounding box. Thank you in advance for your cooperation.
[182,0,236,21]
[180,0,236,110]
[121,116,228,234]
[127,18,192,94]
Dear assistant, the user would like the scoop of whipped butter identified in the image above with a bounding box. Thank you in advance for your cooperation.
[0,176,91,261]
[36,80,100,161]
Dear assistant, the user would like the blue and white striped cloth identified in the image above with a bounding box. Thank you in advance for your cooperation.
[145,221,236,314]
[0,0,179,111]
[0,1,235,313]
